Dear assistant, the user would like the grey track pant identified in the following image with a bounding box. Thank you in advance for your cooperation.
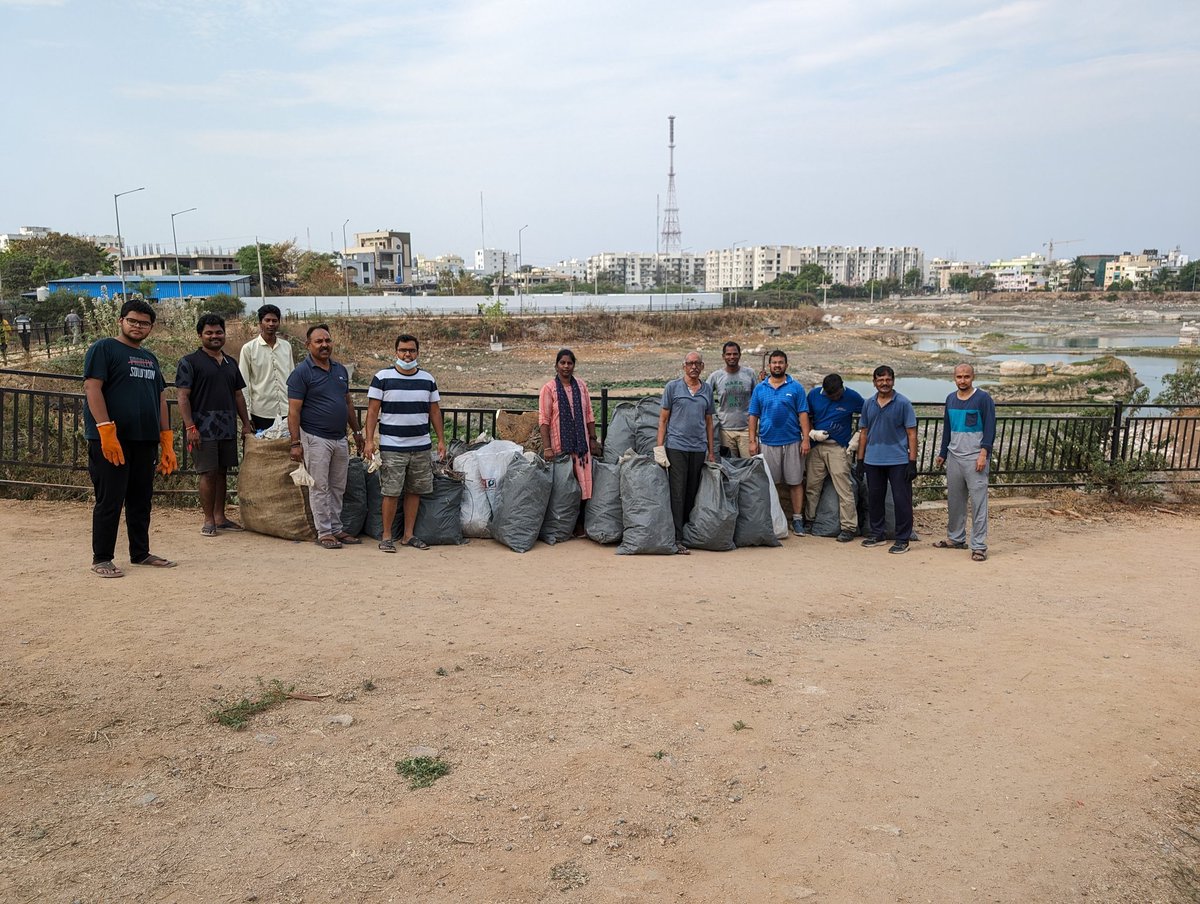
[946,455,989,551]
[301,430,349,538]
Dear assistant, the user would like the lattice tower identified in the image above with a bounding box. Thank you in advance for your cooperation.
[660,115,682,254]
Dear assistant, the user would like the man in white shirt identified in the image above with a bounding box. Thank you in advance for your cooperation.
[237,304,295,431]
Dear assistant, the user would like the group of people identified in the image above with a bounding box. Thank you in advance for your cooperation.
[654,341,996,560]
[81,307,995,576]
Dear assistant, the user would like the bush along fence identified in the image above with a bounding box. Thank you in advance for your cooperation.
[0,368,1197,498]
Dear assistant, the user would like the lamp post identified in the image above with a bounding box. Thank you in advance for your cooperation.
[517,225,528,314]
[113,187,146,301]
[170,207,197,301]
[342,219,351,316]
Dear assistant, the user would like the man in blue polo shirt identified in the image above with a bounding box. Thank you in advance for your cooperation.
[287,324,364,549]
[748,350,812,536]
[934,363,995,561]
[855,364,918,554]
[804,373,864,542]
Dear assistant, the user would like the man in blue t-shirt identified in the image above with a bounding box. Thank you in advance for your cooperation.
[803,373,864,542]
[82,299,179,576]
[855,364,918,554]
[748,350,811,536]
[286,324,364,549]
[934,363,996,561]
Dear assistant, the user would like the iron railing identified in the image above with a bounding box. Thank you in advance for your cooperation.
[1,368,1198,494]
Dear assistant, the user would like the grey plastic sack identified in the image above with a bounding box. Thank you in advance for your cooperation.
[362,468,385,540]
[810,476,843,538]
[633,397,662,454]
[603,402,637,463]
[721,457,781,548]
[340,456,368,537]
[490,452,553,553]
[681,462,737,551]
[395,472,466,545]
[617,454,677,555]
[539,454,581,545]
[585,459,623,544]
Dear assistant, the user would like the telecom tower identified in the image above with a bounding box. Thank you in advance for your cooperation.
[660,115,682,254]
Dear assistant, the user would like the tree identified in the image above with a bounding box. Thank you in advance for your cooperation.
[1155,361,1200,406]
[437,269,487,296]
[0,231,109,295]
[948,272,973,293]
[970,273,995,295]
[293,251,342,295]
[903,267,923,293]
[1178,261,1199,292]
[234,241,295,292]
[1067,256,1091,292]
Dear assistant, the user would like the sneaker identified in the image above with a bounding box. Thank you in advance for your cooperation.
[861,536,886,548]
[888,541,910,555]
[836,530,856,543]
[792,518,806,537]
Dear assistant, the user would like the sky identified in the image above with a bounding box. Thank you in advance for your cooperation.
[3,0,1198,266]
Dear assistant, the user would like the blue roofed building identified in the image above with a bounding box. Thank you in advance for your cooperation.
[46,274,252,300]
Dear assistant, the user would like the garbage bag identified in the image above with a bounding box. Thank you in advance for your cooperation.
[539,454,581,545]
[362,467,385,540]
[617,453,677,555]
[584,459,623,544]
[721,457,781,548]
[755,453,790,539]
[458,439,523,538]
[603,402,637,463]
[238,437,315,541]
[681,461,737,551]
[490,451,553,553]
[633,397,662,455]
[341,457,368,537]
[410,471,467,545]
[810,475,843,538]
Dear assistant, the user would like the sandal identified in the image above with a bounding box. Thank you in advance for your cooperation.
[933,539,967,549]
[316,536,343,550]
[404,537,429,550]
[200,524,217,538]
[335,532,362,545]
[675,544,691,555]
[91,561,124,578]
[134,554,177,568]
[378,538,397,553]
[971,549,988,562]
[215,520,244,532]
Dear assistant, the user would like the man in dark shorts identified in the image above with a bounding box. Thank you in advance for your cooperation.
[82,299,179,577]
[176,313,255,537]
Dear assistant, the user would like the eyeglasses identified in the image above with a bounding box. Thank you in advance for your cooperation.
[123,317,153,328]
[684,362,703,368]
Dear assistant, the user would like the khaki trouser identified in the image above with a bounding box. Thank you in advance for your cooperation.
[719,428,752,458]
[804,441,857,531]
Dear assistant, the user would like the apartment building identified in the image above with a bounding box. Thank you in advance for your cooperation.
[704,245,925,291]
[585,252,703,290]
[347,230,411,286]
[927,258,985,292]
[120,248,239,276]
[474,248,518,276]
[1103,251,1158,288]
[984,253,1047,292]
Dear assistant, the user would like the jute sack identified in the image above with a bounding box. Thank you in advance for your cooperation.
[238,437,316,541]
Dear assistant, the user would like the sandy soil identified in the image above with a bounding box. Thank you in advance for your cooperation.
[2,496,1199,903]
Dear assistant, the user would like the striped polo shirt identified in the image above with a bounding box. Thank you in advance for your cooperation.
[367,367,440,451]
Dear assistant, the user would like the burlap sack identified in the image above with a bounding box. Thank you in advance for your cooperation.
[237,437,316,541]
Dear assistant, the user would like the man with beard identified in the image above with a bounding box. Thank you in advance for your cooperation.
[176,313,255,537]
[748,350,812,536]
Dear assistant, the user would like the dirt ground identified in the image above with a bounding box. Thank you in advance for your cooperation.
[2,496,1199,903]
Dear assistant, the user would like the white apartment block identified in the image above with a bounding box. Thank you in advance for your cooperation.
[414,254,466,282]
[585,252,703,290]
[475,248,519,276]
[985,253,1047,292]
[0,225,51,251]
[552,259,588,281]
[927,258,985,292]
[704,245,925,291]
[1102,251,1157,289]
[348,230,411,286]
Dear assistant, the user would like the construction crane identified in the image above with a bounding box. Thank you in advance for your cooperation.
[1043,238,1082,262]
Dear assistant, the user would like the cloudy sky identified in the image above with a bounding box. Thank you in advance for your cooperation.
[4,0,1197,265]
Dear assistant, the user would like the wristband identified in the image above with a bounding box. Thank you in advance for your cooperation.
[96,420,114,427]
[290,440,302,447]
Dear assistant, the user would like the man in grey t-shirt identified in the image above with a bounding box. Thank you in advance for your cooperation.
[707,340,758,457]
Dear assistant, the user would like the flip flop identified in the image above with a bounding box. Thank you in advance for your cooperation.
[972,549,988,562]
[404,537,429,550]
[675,544,691,555]
[933,539,967,549]
[91,561,124,578]
[134,555,177,568]
[335,533,362,545]
[200,524,217,537]
[378,538,397,553]
[215,520,244,532]
[316,536,343,550]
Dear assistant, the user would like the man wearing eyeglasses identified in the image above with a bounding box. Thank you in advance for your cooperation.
[82,299,179,578]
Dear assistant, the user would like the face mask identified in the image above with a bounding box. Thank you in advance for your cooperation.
[396,358,419,371]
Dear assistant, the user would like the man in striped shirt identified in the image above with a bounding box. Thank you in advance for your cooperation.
[363,334,446,552]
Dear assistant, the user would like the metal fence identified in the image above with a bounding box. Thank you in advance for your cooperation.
[1,368,1198,494]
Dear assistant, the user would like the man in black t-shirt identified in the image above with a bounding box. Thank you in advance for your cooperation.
[82,299,179,577]
[177,313,255,537]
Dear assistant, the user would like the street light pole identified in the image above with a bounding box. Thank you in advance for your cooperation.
[113,187,146,301]
[170,206,197,301]
[518,225,528,314]
[342,219,351,316]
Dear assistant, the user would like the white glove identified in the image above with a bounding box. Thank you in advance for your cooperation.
[290,464,316,487]
[653,445,670,468]
[809,429,829,443]
[366,450,383,474]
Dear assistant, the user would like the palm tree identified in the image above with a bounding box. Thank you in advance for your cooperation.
[1067,256,1091,292]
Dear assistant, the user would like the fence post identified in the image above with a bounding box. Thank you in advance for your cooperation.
[599,387,609,443]
[1110,402,1124,463]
